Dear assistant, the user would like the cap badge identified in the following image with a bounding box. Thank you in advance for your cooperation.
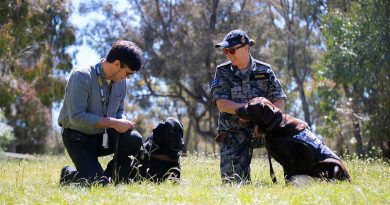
[241,36,246,44]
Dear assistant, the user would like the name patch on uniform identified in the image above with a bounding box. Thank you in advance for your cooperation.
[255,74,266,79]
[250,73,269,80]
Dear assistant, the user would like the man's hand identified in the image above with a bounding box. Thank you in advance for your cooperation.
[96,117,135,133]
[112,118,135,133]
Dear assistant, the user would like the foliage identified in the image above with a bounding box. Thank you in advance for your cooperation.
[0,111,15,151]
[0,0,75,153]
[0,128,14,151]
[319,0,390,156]
[0,155,389,204]
[267,0,326,126]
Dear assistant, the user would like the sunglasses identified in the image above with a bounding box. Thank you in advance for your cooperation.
[223,44,246,55]
[124,70,135,78]
[120,62,136,78]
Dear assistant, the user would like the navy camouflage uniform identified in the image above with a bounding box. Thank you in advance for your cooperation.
[210,56,287,183]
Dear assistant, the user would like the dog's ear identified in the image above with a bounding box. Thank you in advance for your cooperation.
[152,122,165,146]
[165,117,184,153]
[246,103,262,125]
[235,105,249,120]
[260,100,278,125]
[236,98,264,126]
[166,117,184,133]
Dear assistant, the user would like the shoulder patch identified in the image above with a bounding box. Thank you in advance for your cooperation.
[210,78,220,88]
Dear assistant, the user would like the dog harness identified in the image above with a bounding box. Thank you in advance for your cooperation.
[292,129,341,161]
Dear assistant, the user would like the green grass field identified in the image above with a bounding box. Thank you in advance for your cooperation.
[0,154,389,205]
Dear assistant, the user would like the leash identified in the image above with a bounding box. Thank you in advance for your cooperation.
[264,114,282,184]
[250,136,277,184]
[265,114,283,133]
[146,136,178,162]
[268,151,277,183]
[113,132,120,185]
[263,114,282,184]
[248,146,254,175]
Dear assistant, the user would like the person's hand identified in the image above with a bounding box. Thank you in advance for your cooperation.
[113,118,135,133]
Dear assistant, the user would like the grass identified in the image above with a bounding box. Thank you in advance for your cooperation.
[0,154,389,205]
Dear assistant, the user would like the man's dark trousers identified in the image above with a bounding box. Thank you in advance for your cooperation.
[62,128,142,185]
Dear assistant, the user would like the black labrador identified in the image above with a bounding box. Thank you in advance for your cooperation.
[107,117,184,183]
[235,97,351,183]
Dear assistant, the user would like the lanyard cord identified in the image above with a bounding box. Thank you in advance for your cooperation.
[95,63,112,118]
[95,62,113,149]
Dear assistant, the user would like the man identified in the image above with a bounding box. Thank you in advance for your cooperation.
[210,29,287,183]
[58,40,144,186]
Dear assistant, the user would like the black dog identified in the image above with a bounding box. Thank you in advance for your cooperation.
[236,97,351,183]
[130,117,184,182]
[107,117,184,183]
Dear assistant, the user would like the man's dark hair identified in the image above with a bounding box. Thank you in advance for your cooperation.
[106,40,143,71]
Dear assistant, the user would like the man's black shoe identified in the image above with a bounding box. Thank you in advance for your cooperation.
[60,165,76,185]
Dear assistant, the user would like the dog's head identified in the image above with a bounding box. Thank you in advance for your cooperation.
[150,117,184,159]
[236,97,282,131]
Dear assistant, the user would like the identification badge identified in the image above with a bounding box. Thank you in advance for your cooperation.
[102,130,109,149]
[250,72,269,80]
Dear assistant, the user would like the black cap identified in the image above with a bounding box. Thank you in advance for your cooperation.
[215,29,255,48]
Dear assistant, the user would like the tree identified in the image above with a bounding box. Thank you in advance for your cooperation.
[266,0,326,126]
[320,0,390,157]
[0,0,75,153]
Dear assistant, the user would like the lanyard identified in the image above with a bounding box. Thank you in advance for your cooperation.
[95,63,112,148]
[95,63,112,118]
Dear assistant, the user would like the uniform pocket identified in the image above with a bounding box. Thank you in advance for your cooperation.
[248,73,269,98]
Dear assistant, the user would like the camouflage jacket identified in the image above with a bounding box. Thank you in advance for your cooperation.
[210,56,287,133]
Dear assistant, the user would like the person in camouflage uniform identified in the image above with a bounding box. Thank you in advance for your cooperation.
[210,29,287,184]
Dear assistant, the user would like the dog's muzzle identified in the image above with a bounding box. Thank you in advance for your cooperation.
[235,105,249,120]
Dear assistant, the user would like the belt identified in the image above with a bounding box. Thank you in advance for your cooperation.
[62,128,103,136]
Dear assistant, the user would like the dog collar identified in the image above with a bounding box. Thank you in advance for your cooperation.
[265,114,283,133]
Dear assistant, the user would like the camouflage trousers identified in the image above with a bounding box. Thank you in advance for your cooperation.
[219,131,252,184]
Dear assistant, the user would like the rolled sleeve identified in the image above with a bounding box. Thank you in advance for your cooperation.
[267,69,287,102]
[210,69,231,103]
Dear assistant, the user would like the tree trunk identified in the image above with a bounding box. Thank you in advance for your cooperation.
[183,119,192,154]
[352,116,364,155]
[297,79,311,126]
